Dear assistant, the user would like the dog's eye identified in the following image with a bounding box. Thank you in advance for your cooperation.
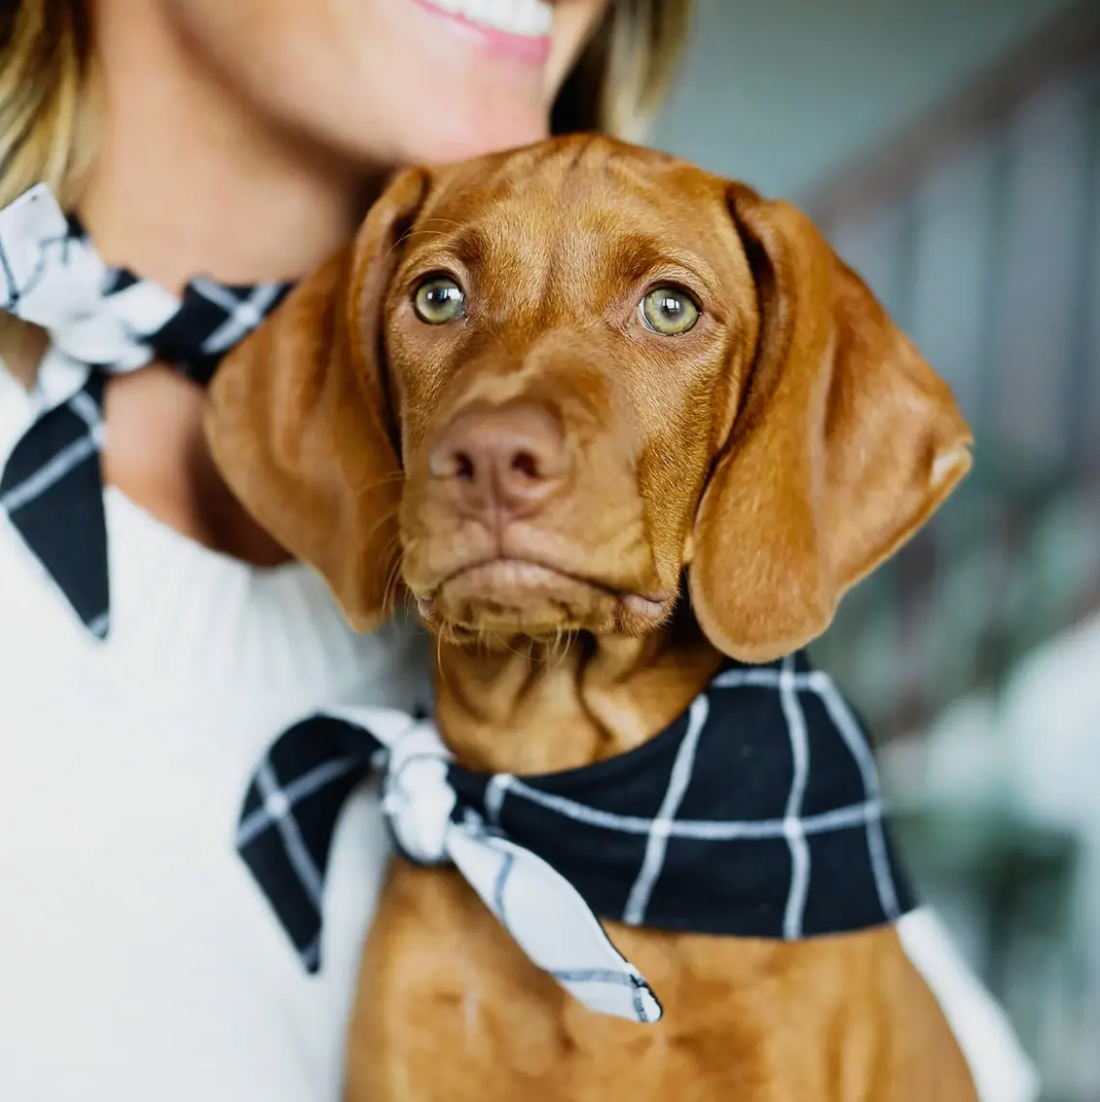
[413,276,466,324]
[640,287,699,336]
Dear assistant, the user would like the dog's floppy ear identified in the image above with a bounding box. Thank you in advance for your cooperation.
[689,184,972,663]
[204,168,429,631]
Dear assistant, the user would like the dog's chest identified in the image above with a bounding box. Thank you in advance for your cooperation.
[348,864,972,1102]
[342,653,975,1102]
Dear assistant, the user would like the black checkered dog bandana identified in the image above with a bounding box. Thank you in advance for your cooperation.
[237,651,916,1024]
[0,183,292,638]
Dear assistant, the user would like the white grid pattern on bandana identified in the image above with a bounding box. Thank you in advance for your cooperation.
[236,756,369,851]
[623,692,710,925]
[498,778,883,839]
[235,652,910,1021]
[481,654,903,934]
[816,675,900,918]
[238,752,369,972]
[0,374,112,637]
[727,660,903,924]
[777,656,813,937]
[0,226,72,309]
[193,279,287,355]
[0,390,102,514]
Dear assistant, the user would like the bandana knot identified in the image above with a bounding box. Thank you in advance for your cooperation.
[382,726,458,866]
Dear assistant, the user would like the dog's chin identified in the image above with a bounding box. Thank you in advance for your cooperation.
[416,560,670,642]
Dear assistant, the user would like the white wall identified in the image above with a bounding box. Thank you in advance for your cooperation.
[651,0,1078,201]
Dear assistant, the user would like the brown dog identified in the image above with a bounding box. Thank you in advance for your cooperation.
[206,135,978,1102]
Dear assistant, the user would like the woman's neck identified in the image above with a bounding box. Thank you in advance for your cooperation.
[79,1,383,294]
[0,4,384,563]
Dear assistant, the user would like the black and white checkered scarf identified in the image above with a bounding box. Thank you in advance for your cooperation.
[237,651,916,1024]
[0,183,292,638]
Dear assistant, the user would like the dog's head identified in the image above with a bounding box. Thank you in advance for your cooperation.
[205,136,971,662]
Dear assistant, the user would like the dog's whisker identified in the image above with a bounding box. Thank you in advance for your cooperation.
[363,507,401,551]
[381,550,405,612]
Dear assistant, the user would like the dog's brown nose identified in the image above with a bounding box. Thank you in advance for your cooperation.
[430,404,566,521]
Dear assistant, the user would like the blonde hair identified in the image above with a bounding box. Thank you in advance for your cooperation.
[554,0,694,141]
[0,0,692,209]
[0,0,92,210]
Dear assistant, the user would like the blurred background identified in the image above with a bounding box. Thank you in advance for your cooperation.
[652,2,1100,1099]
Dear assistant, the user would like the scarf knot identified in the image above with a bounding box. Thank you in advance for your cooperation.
[382,724,459,865]
[0,183,293,638]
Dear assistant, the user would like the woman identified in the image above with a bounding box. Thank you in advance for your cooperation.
[0,2,689,1100]
[0,3,1037,1102]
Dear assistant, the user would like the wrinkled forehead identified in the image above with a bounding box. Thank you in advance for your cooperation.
[397,141,749,303]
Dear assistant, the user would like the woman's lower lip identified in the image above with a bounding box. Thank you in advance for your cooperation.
[411,0,552,66]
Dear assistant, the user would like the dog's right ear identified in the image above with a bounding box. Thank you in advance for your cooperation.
[205,168,429,631]
[688,183,972,663]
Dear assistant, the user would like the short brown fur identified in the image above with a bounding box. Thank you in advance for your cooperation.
[206,135,976,1102]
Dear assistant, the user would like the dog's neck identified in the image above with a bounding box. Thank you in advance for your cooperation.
[433,608,724,775]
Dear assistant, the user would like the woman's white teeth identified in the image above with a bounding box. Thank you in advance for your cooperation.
[425,0,553,38]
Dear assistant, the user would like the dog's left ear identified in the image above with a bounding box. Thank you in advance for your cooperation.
[689,183,972,663]
[204,168,430,631]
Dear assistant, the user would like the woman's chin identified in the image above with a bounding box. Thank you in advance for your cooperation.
[389,101,552,168]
